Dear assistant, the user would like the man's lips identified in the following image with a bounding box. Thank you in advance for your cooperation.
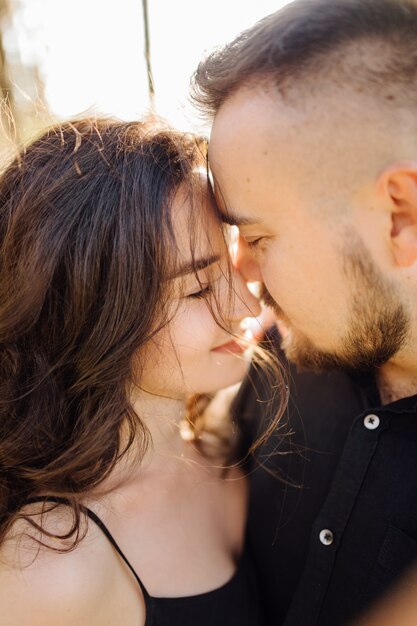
[211,339,247,354]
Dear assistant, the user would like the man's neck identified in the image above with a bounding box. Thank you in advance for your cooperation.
[377,357,417,405]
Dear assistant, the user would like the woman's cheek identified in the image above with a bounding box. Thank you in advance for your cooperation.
[178,303,219,356]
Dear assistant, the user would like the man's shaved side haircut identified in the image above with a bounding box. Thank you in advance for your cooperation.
[192,0,417,115]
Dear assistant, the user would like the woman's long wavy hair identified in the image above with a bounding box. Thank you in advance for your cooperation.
[0,117,287,552]
[0,118,228,548]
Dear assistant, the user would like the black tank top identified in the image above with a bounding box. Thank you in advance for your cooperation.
[26,496,263,626]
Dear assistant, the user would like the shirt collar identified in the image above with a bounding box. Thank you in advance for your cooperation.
[349,369,417,415]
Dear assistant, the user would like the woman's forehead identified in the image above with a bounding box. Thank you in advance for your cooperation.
[169,188,226,277]
[171,179,222,235]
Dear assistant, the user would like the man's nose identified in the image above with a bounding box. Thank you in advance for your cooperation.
[234,234,263,282]
[229,268,262,321]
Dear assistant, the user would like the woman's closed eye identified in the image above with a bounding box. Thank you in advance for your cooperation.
[187,284,213,299]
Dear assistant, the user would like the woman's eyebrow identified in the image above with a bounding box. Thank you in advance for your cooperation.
[170,254,221,278]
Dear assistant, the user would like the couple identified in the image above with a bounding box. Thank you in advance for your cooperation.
[1,0,417,624]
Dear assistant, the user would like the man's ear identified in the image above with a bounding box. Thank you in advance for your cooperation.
[378,164,417,267]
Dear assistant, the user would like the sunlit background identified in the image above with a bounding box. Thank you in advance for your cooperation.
[0,0,291,150]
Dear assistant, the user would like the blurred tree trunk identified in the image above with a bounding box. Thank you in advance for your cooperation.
[142,0,155,108]
[0,0,20,144]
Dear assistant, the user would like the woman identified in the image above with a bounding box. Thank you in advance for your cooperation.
[0,118,276,625]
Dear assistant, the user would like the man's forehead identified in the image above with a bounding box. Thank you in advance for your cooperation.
[209,173,262,227]
[208,95,288,209]
[210,85,298,150]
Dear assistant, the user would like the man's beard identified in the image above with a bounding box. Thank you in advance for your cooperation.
[260,234,409,374]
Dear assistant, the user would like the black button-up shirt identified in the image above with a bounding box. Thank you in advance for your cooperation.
[235,329,417,626]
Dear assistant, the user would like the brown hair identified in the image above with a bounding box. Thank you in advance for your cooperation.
[192,0,417,116]
[0,117,222,546]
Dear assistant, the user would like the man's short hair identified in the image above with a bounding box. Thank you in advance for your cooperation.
[192,0,417,116]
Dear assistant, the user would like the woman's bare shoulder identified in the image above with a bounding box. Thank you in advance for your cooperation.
[0,502,144,626]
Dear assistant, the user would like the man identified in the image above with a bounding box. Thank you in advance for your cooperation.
[192,1,417,624]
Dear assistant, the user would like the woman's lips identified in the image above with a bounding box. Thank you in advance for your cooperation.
[211,339,247,354]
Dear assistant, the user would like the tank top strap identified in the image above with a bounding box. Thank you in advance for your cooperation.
[25,495,151,600]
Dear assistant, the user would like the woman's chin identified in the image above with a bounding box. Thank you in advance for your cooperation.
[208,355,252,394]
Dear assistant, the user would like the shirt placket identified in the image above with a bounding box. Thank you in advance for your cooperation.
[283,410,389,626]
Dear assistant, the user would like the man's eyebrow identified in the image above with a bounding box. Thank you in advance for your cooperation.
[216,207,259,227]
[170,254,221,279]
[208,173,259,226]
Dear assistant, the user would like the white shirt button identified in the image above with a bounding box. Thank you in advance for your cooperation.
[319,529,334,546]
[364,414,380,430]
